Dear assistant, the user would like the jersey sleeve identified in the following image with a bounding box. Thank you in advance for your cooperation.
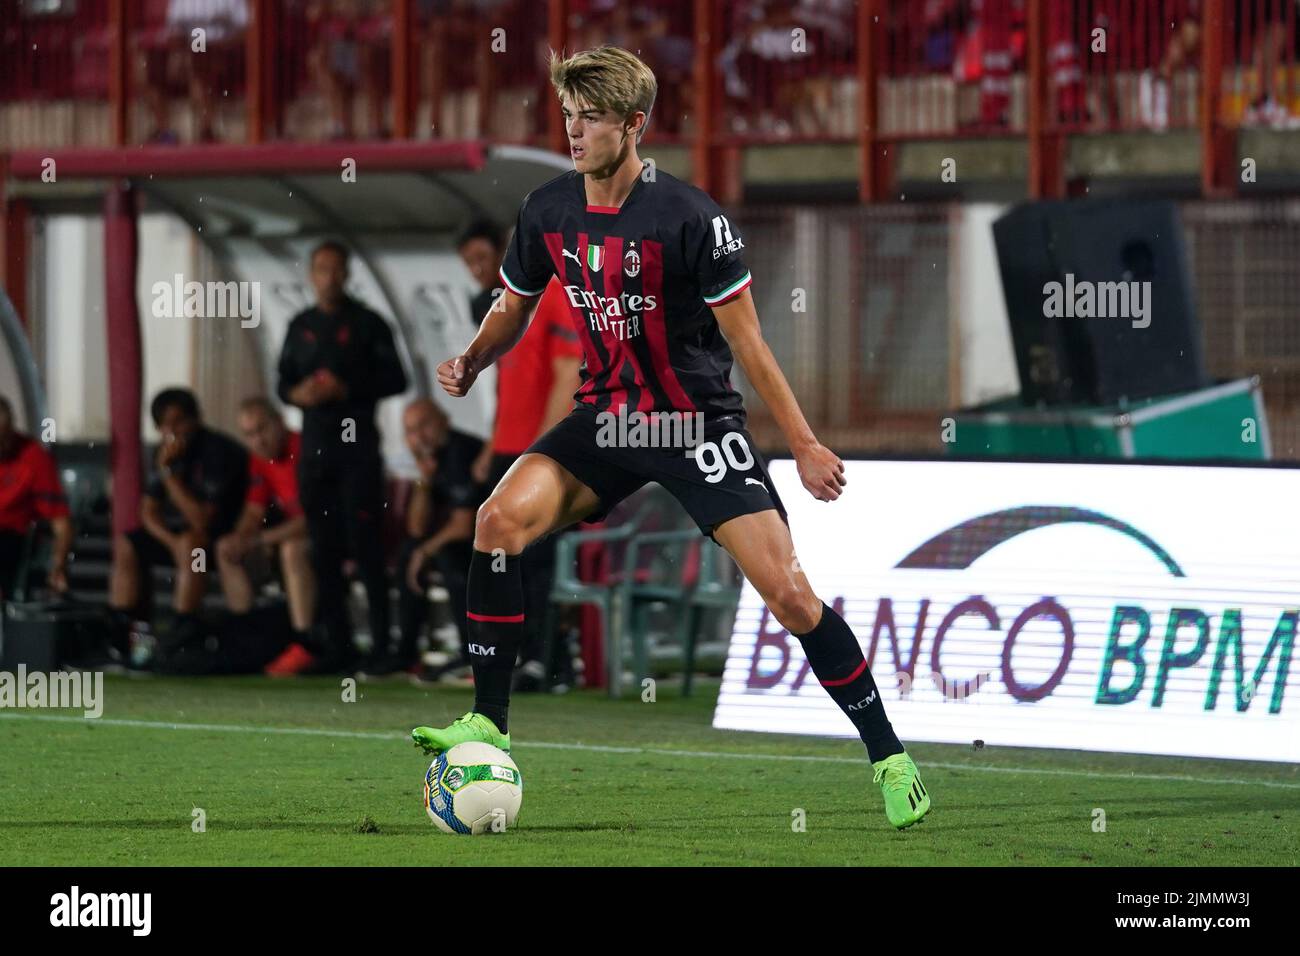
[499,193,554,298]
[686,195,752,307]
[245,458,271,509]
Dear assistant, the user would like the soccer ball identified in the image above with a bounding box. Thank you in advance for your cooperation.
[423,742,523,835]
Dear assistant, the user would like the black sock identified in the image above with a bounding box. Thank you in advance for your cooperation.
[106,608,135,659]
[466,549,524,734]
[793,602,904,763]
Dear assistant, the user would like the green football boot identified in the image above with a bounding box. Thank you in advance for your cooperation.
[411,711,511,756]
[872,752,930,829]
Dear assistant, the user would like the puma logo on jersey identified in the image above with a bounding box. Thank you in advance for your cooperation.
[562,248,581,264]
[744,477,766,490]
[468,644,496,657]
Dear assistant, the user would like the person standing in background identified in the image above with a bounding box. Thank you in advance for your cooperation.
[273,241,408,675]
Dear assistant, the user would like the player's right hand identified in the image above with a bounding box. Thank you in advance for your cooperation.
[436,354,479,397]
[795,441,846,502]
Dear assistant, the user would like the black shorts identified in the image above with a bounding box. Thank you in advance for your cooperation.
[526,405,788,540]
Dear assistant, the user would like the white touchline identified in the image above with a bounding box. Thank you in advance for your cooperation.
[3,712,1297,790]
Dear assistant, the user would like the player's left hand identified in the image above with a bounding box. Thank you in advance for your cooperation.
[795,442,846,502]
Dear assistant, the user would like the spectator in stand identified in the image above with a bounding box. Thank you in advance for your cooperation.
[216,397,315,654]
[718,0,849,138]
[274,240,408,675]
[0,396,72,599]
[641,5,694,139]
[140,0,250,143]
[953,0,1025,130]
[924,0,961,74]
[367,398,484,679]
[306,0,392,140]
[108,388,249,663]
[470,274,582,692]
[1239,0,1300,128]
[1140,1,1201,132]
[718,0,797,136]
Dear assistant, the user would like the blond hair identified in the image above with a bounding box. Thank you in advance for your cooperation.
[548,46,657,143]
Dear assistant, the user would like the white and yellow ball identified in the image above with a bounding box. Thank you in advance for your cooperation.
[423,742,522,835]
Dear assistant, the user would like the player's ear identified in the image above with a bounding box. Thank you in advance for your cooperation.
[625,110,646,141]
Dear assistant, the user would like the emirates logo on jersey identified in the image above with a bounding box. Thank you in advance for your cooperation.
[562,285,652,341]
[624,247,641,278]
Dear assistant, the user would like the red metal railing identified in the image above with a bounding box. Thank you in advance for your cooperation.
[5,1,1300,196]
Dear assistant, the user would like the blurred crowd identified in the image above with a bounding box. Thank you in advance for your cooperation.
[5,0,1298,146]
[895,0,1300,131]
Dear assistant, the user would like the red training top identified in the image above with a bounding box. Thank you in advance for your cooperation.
[0,434,70,534]
[492,277,583,455]
[246,430,303,518]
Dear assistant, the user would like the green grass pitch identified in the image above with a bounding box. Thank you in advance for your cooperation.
[1,675,1296,866]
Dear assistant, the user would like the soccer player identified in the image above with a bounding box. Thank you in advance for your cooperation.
[412,46,930,828]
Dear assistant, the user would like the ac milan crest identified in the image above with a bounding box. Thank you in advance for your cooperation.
[624,246,641,278]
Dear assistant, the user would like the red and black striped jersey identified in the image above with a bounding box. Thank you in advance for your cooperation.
[499,165,753,420]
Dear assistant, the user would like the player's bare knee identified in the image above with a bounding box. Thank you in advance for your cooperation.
[766,583,821,635]
[474,499,531,554]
